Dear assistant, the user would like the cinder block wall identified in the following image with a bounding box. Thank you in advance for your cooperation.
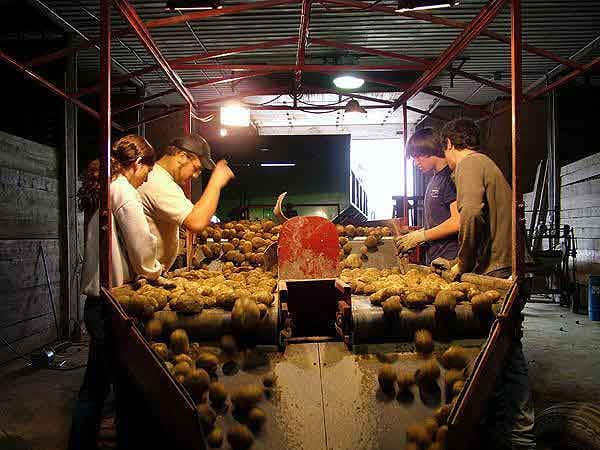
[524,151,600,306]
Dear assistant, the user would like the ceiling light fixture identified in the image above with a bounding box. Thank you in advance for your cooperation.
[220,103,250,127]
[166,0,222,10]
[219,128,228,137]
[260,163,296,167]
[333,75,365,90]
[396,0,459,12]
[344,99,367,116]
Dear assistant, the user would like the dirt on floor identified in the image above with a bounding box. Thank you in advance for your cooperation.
[0,303,598,450]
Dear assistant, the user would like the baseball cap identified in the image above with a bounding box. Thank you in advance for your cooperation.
[170,134,216,170]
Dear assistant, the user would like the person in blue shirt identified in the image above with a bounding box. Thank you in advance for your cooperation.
[396,127,459,264]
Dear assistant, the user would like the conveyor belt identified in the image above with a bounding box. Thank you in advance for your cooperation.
[345,296,502,345]
[153,297,281,345]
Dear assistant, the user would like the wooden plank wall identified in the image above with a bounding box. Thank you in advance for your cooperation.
[524,152,600,303]
[0,131,62,363]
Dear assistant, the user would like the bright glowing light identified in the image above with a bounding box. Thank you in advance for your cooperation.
[220,104,250,127]
[333,75,365,90]
[396,1,458,12]
[314,209,328,218]
[219,128,228,137]
[260,163,296,167]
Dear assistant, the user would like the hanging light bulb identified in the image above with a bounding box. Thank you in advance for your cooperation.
[344,99,367,121]
[220,103,250,127]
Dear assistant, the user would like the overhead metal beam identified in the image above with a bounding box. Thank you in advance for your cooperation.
[171,63,426,71]
[114,72,275,115]
[26,0,144,88]
[124,105,187,130]
[75,37,299,99]
[0,48,124,131]
[295,0,313,92]
[480,55,600,122]
[113,0,195,109]
[526,34,600,94]
[310,37,509,94]
[392,0,507,109]
[320,0,583,71]
[26,0,299,69]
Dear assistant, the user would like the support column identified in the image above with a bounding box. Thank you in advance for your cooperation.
[511,0,525,279]
[99,0,112,289]
[546,88,560,245]
[62,34,80,338]
[403,104,408,225]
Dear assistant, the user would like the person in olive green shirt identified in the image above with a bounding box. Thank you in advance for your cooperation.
[440,118,535,450]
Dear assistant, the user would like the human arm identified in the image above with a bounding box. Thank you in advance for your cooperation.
[455,161,486,274]
[114,199,162,281]
[422,201,460,241]
[183,160,234,232]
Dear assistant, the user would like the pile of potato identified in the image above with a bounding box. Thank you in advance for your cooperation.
[377,331,476,450]
[147,328,276,449]
[111,267,277,319]
[196,220,281,268]
[341,267,502,314]
[336,224,393,269]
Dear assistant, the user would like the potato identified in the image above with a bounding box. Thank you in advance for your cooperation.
[365,235,378,249]
[415,359,440,385]
[378,364,397,393]
[440,346,470,370]
[231,384,264,411]
[404,290,430,309]
[170,329,190,355]
[414,329,434,355]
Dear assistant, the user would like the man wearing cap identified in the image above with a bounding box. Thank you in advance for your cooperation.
[138,134,234,271]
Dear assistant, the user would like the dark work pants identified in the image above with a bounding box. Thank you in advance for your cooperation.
[67,296,112,450]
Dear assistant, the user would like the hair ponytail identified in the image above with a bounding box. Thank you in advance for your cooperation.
[77,135,155,214]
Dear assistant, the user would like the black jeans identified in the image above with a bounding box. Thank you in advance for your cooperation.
[67,296,112,450]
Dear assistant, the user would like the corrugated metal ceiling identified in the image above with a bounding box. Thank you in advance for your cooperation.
[32,0,600,131]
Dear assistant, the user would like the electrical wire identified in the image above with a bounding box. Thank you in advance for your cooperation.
[0,333,31,365]
[241,94,285,107]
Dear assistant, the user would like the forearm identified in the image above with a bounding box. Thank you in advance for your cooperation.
[425,217,459,242]
[183,179,222,232]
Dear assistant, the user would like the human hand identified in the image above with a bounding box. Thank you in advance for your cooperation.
[450,263,461,280]
[210,160,235,188]
[395,229,426,253]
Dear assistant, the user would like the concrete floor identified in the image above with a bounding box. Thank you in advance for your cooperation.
[1,303,598,450]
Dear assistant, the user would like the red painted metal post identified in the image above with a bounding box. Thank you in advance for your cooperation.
[295,0,313,92]
[511,0,524,279]
[393,0,507,108]
[403,104,408,223]
[183,105,194,270]
[113,0,195,108]
[99,0,112,289]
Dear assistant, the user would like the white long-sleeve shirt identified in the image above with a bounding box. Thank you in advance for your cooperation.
[80,175,162,297]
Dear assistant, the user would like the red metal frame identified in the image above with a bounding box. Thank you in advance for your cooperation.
[99,0,112,289]
[183,105,194,270]
[113,0,195,109]
[319,0,582,71]
[170,63,430,71]
[295,0,313,92]
[75,38,297,99]
[393,0,508,108]
[9,0,593,317]
[511,0,524,280]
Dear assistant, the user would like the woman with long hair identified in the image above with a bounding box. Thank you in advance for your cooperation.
[68,134,162,450]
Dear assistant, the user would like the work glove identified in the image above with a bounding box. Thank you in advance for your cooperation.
[395,229,427,253]
[450,263,461,280]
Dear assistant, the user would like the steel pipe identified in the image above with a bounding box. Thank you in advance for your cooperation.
[295,0,313,91]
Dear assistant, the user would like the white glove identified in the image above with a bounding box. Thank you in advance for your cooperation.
[395,229,427,253]
[450,263,461,280]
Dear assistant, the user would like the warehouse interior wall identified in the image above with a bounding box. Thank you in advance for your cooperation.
[0,132,64,363]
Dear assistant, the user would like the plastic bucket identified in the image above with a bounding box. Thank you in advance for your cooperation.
[589,275,600,321]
